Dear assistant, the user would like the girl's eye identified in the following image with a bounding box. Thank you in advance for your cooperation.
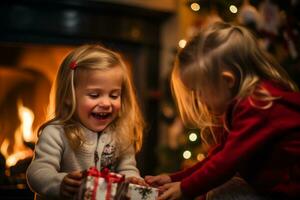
[89,93,99,98]
[110,93,120,99]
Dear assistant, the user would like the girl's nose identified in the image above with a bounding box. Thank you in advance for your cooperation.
[98,97,111,108]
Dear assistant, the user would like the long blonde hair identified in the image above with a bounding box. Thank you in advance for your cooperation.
[171,22,297,147]
[39,45,144,152]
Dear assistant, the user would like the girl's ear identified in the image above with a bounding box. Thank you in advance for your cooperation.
[221,71,236,89]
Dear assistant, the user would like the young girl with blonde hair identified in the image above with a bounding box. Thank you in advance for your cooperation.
[27,44,145,199]
[146,22,300,199]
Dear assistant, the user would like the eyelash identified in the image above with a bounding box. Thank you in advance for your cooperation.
[110,94,120,99]
[89,94,99,98]
[88,93,120,99]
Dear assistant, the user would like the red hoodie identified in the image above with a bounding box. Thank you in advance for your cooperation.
[170,80,300,199]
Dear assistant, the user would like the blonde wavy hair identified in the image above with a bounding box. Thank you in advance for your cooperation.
[171,22,298,148]
[38,45,144,153]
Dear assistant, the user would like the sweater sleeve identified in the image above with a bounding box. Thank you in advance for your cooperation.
[116,145,140,178]
[26,125,67,198]
[180,99,273,198]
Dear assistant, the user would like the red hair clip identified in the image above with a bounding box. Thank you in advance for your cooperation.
[69,61,77,70]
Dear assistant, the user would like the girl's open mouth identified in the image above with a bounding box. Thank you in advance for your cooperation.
[91,112,111,120]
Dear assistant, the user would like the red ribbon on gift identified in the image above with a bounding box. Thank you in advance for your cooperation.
[86,167,125,200]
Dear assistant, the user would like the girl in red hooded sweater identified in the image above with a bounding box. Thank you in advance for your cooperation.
[145,22,300,200]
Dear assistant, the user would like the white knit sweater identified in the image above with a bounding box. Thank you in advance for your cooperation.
[26,123,140,200]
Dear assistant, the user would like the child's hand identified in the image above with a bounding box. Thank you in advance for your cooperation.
[60,171,83,198]
[126,176,149,187]
[158,182,182,200]
[144,174,171,187]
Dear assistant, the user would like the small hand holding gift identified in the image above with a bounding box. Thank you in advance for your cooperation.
[61,171,83,198]
[126,176,149,187]
[145,174,171,188]
[157,182,182,200]
[75,167,125,200]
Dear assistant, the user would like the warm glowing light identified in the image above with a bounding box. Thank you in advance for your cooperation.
[0,99,34,167]
[229,5,238,13]
[0,139,9,158]
[197,153,205,161]
[190,3,200,11]
[18,100,35,142]
[178,39,187,48]
[6,150,33,167]
[183,150,192,159]
[189,132,198,142]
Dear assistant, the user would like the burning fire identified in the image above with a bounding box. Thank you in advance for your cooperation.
[0,99,35,167]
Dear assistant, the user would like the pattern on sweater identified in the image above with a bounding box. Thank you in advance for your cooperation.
[101,143,116,171]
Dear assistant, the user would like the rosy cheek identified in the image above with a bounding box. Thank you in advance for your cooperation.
[116,100,121,109]
[116,104,121,112]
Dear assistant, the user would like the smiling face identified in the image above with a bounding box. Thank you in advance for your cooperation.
[74,66,123,132]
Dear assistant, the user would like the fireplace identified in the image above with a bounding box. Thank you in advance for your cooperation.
[0,0,172,198]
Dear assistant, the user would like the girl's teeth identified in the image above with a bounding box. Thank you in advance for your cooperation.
[93,113,109,118]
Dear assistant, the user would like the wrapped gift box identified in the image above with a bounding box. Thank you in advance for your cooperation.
[127,183,158,200]
[75,167,125,200]
[75,167,158,200]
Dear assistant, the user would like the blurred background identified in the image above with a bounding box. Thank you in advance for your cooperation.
[0,0,299,199]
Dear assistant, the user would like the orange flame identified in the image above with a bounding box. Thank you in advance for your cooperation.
[0,99,34,167]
